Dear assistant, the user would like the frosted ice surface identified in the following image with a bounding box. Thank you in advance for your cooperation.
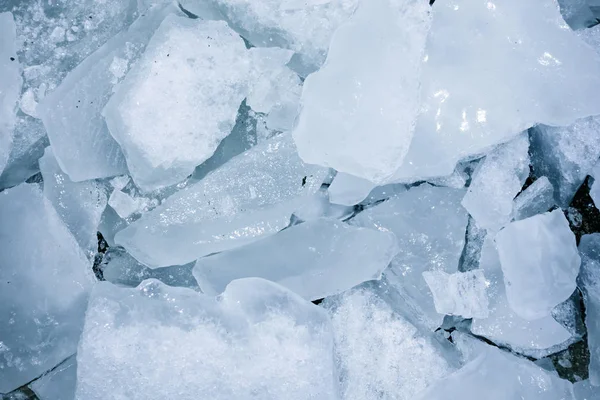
[496,210,580,320]
[293,0,431,183]
[422,269,489,319]
[388,0,600,183]
[328,172,377,206]
[574,380,600,399]
[461,134,530,232]
[324,287,453,400]
[0,184,94,394]
[578,234,600,386]
[350,184,468,329]
[38,4,176,182]
[115,134,328,268]
[39,147,108,253]
[75,279,338,400]
[193,218,398,300]
[31,356,77,400]
[512,176,556,221]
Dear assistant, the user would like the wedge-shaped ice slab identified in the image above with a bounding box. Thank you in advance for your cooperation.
[0,184,94,394]
[116,134,328,268]
[293,0,431,183]
[423,270,489,319]
[415,346,575,400]
[512,176,555,221]
[388,0,600,182]
[462,134,530,232]
[31,356,77,400]
[76,279,338,400]
[38,4,175,182]
[194,218,398,300]
[324,287,453,400]
[496,210,580,321]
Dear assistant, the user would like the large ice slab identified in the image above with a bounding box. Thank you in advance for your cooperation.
[293,0,431,183]
[193,218,398,300]
[388,0,600,183]
[0,184,94,394]
[75,279,338,400]
[423,269,489,319]
[461,134,530,232]
[116,134,328,268]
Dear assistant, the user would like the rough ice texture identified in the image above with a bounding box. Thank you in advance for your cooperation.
[578,234,600,386]
[324,287,453,400]
[350,184,468,329]
[422,269,489,319]
[387,0,600,183]
[530,116,600,207]
[512,176,556,221]
[328,172,377,206]
[115,134,328,268]
[193,218,398,300]
[461,134,530,232]
[293,0,431,183]
[39,147,107,253]
[471,236,572,355]
[31,356,77,400]
[75,279,338,400]
[0,184,94,394]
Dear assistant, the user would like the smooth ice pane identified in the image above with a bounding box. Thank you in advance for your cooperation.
[193,218,398,300]
[75,278,338,400]
[293,0,431,183]
[115,134,328,268]
[31,356,77,400]
[328,172,377,206]
[0,184,94,393]
[496,210,580,320]
[512,176,556,221]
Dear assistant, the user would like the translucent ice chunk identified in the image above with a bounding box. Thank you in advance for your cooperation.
[293,0,431,183]
[193,218,398,300]
[75,278,338,400]
[573,380,600,399]
[512,176,556,221]
[496,210,581,320]
[0,184,94,393]
[115,134,328,268]
[31,356,77,400]
[328,172,377,206]
[108,190,141,219]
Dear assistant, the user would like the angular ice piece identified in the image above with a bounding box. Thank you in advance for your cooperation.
[38,5,175,182]
[558,0,598,29]
[461,134,530,232]
[388,0,600,183]
[0,184,94,394]
[324,287,453,400]
[496,210,580,320]
[31,356,77,400]
[293,0,431,183]
[350,184,468,329]
[75,278,338,400]
[530,116,600,207]
[422,269,489,319]
[116,134,328,268]
[573,380,600,399]
[328,172,376,206]
[427,161,470,189]
[108,190,140,219]
[512,176,556,221]
[415,346,575,400]
[39,147,108,253]
[193,218,398,300]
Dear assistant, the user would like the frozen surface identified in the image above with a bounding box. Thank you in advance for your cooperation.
[512,176,556,221]
[461,134,530,232]
[293,0,431,183]
[328,172,377,206]
[0,184,94,394]
[193,218,398,300]
[31,356,77,400]
[496,210,580,320]
[573,380,600,399]
[422,269,489,319]
[116,134,328,268]
[75,278,338,400]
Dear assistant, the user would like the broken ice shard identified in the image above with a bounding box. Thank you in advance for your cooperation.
[193,218,398,300]
[512,176,555,221]
[75,279,338,400]
[115,134,328,268]
[328,172,377,206]
[0,184,94,393]
[496,210,580,320]
[31,355,77,400]
[293,0,431,183]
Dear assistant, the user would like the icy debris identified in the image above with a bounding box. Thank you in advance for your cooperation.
[324,287,454,400]
[116,134,328,268]
[388,0,600,183]
[530,116,600,207]
[461,134,530,232]
[422,269,489,319]
[328,172,377,206]
[39,147,107,253]
[75,279,338,400]
[31,355,77,400]
[193,218,398,300]
[512,176,556,221]
[293,0,431,183]
[0,184,94,394]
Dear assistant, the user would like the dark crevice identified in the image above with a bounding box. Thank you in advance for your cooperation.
[566,176,600,244]
[92,231,108,281]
